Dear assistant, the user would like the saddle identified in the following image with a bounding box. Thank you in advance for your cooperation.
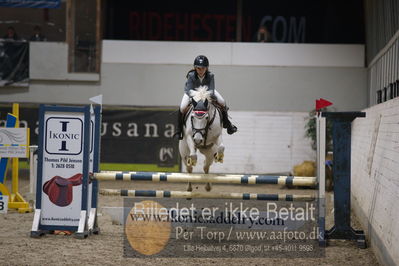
[43,173,83,207]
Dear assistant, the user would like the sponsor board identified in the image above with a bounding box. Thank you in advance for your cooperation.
[0,104,179,167]
[0,128,29,158]
[32,105,92,233]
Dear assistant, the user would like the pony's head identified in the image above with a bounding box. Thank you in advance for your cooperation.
[188,86,214,146]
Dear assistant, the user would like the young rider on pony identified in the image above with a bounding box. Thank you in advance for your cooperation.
[174,55,238,139]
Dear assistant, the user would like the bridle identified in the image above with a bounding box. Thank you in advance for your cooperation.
[191,108,217,148]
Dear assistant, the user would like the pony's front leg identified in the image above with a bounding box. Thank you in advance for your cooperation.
[214,137,225,163]
[203,148,216,192]
[186,137,198,167]
[202,153,212,191]
[186,140,198,193]
[186,160,193,192]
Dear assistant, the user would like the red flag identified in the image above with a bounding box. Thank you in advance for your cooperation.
[316,98,333,111]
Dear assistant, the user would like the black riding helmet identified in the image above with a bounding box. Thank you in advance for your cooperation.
[194,55,209,67]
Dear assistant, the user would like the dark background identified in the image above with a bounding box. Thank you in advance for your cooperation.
[104,0,365,43]
[0,104,179,166]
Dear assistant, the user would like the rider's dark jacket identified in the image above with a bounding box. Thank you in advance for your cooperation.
[184,70,215,95]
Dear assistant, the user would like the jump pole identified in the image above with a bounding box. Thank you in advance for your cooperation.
[99,188,315,201]
[316,112,326,246]
[93,172,317,187]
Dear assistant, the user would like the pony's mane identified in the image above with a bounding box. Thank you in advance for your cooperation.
[189,86,213,102]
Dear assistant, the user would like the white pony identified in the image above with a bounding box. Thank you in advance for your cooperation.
[179,86,225,191]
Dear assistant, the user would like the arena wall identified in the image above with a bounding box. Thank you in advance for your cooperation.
[0,40,367,112]
[184,111,315,174]
[351,97,399,265]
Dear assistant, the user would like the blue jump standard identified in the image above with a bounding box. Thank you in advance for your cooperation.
[322,112,367,248]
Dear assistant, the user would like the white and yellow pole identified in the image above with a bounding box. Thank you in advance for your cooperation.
[11,103,19,197]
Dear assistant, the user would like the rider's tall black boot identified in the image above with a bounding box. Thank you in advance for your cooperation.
[173,109,184,140]
[221,107,237,135]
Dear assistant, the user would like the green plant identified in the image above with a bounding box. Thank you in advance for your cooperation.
[305,108,333,151]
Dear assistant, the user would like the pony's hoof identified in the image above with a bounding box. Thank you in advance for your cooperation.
[214,152,224,163]
[205,183,212,192]
[187,155,197,166]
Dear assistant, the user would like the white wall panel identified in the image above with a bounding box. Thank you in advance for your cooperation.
[231,43,365,67]
[29,42,99,81]
[351,97,399,265]
[1,41,367,113]
[182,111,315,174]
[103,40,365,67]
[102,40,232,65]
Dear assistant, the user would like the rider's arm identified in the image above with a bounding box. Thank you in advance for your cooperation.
[184,72,195,95]
[208,72,215,92]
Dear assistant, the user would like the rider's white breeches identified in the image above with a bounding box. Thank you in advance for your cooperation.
[179,90,226,112]
[214,90,226,106]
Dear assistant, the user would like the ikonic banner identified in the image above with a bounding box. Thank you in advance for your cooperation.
[39,108,89,227]
[0,104,179,166]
